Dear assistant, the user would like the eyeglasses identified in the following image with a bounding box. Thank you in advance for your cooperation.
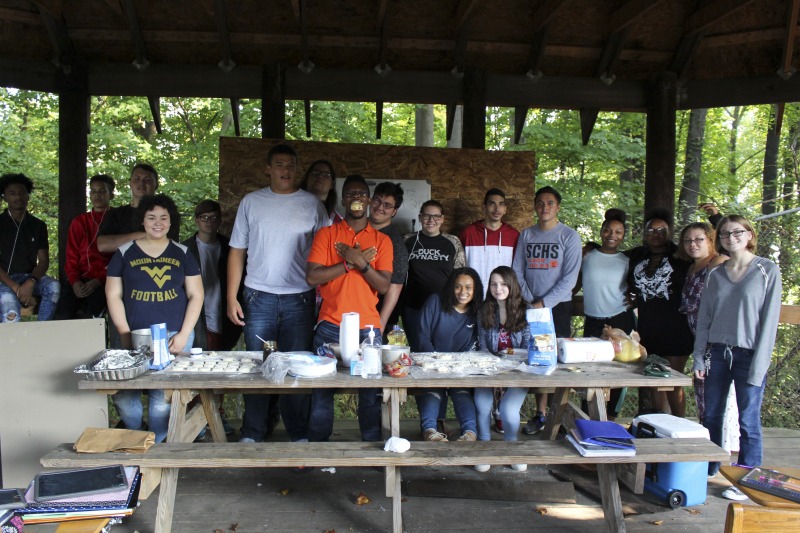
[420,213,443,221]
[371,198,396,210]
[310,170,333,179]
[344,189,369,199]
[197,215,220,223]
[645,227,668,235]
[682,237,706,245]
[719,229,747,239]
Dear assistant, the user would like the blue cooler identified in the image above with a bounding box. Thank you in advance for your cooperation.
[631,413,710,508]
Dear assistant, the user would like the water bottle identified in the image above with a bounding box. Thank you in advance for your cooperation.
[362,325,382,379]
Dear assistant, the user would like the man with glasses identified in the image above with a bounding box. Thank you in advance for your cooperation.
[183,200,242,352]
[97,163,177,253]
[513,186,581,435]
[368,182,408,331]
[306,174,392,442]
[403,199,465,352]
[228,144,329,443]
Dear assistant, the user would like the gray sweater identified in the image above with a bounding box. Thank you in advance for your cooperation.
[691,256,782,386]
[512,222,581,308]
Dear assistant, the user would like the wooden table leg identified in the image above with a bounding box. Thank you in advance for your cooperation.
[152,389,187,533]
[385,388,402,498]
[544,387,570,440]
[154,467,179,533]
[392,466,403,533]
[200,390,226,443]
[586,387,626,532]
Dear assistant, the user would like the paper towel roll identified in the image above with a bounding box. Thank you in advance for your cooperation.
[339,312,360,367]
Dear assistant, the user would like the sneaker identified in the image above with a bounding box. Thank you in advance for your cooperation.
[423,428,448,442]
[510,464,528,472]
[474,464,491,472]
[492,410,504,434]
[194,426,208,442]
[457,431,477,442]
[722,486,748,501]
[239,437,256,443]
[523,413,547,435]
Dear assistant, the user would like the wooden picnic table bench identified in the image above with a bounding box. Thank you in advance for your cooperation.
[42,438,729,533]
[62,357,726,533]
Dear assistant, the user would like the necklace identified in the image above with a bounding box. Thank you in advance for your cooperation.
[6,211,25,276]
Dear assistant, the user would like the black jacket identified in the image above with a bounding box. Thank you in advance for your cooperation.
[182,233,243,351]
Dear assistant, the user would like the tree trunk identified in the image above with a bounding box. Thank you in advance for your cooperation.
[762,105,780,217]
[728,106,742,179]
[677,108,707,227]
[415,104,435,147]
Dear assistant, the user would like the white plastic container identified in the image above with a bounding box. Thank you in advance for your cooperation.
[361,325,382,379]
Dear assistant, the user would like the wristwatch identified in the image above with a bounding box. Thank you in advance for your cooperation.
[359,262,371,274]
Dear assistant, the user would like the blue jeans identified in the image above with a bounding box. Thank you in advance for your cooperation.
[703,343,766,475]
[241,287,315,441]
[309,320,383,442]
[416,388,477,435]
[113,330,194,443]
[474,387,528,441]
[0,273,60,322]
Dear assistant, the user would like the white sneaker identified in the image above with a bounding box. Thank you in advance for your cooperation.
[722,486,747,501]
[239,437,256,443]
[510,464,528,472]
[474,464,491,472]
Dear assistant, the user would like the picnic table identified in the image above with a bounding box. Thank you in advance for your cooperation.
[44,355,728,533]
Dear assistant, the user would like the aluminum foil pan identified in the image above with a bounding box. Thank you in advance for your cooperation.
[73,348,150,381]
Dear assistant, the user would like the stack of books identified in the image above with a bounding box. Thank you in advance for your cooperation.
[16,465,141,525]
[567,419,636,457]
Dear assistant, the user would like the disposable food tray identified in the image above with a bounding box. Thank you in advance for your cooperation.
[73,349,150,381]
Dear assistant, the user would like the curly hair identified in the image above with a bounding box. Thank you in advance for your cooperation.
[480,266,527,332]
[440,267,483,317]
[138,194,181,233]
[0,173,34,196]
[676,221,715,260]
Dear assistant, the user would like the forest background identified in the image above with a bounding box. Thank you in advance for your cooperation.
[1,90,799,427]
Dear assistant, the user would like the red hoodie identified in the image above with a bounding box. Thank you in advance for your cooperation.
[459,220,520,289]
[65,209,113,285]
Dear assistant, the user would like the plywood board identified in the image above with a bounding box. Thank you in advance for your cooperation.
[0,319,108,487]
[218,137,536,237]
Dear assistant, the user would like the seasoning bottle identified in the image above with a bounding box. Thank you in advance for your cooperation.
[361,325,382,379]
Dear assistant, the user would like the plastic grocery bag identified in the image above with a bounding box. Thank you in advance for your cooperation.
[526,308,557,366]
[602,325,647,363]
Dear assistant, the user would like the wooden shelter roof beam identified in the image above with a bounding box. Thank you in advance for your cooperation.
[291,0,313,71]
[779,0,800,79]
[211,0,235,71]
[452,0,480,72]
[120,0,149,70]
[0,6,40,25]
[597,0,666,84]
[376,0,390,72]
[230,97,241,136]
[34,1,76,68]
[6,59,800,111]
[684,0,759,36]
[609,0,663,33]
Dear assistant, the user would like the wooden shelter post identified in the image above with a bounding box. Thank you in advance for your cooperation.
[644,72,677,215]
[57,67,90,277]
[261,63,286,139]
[462,67,487,150]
